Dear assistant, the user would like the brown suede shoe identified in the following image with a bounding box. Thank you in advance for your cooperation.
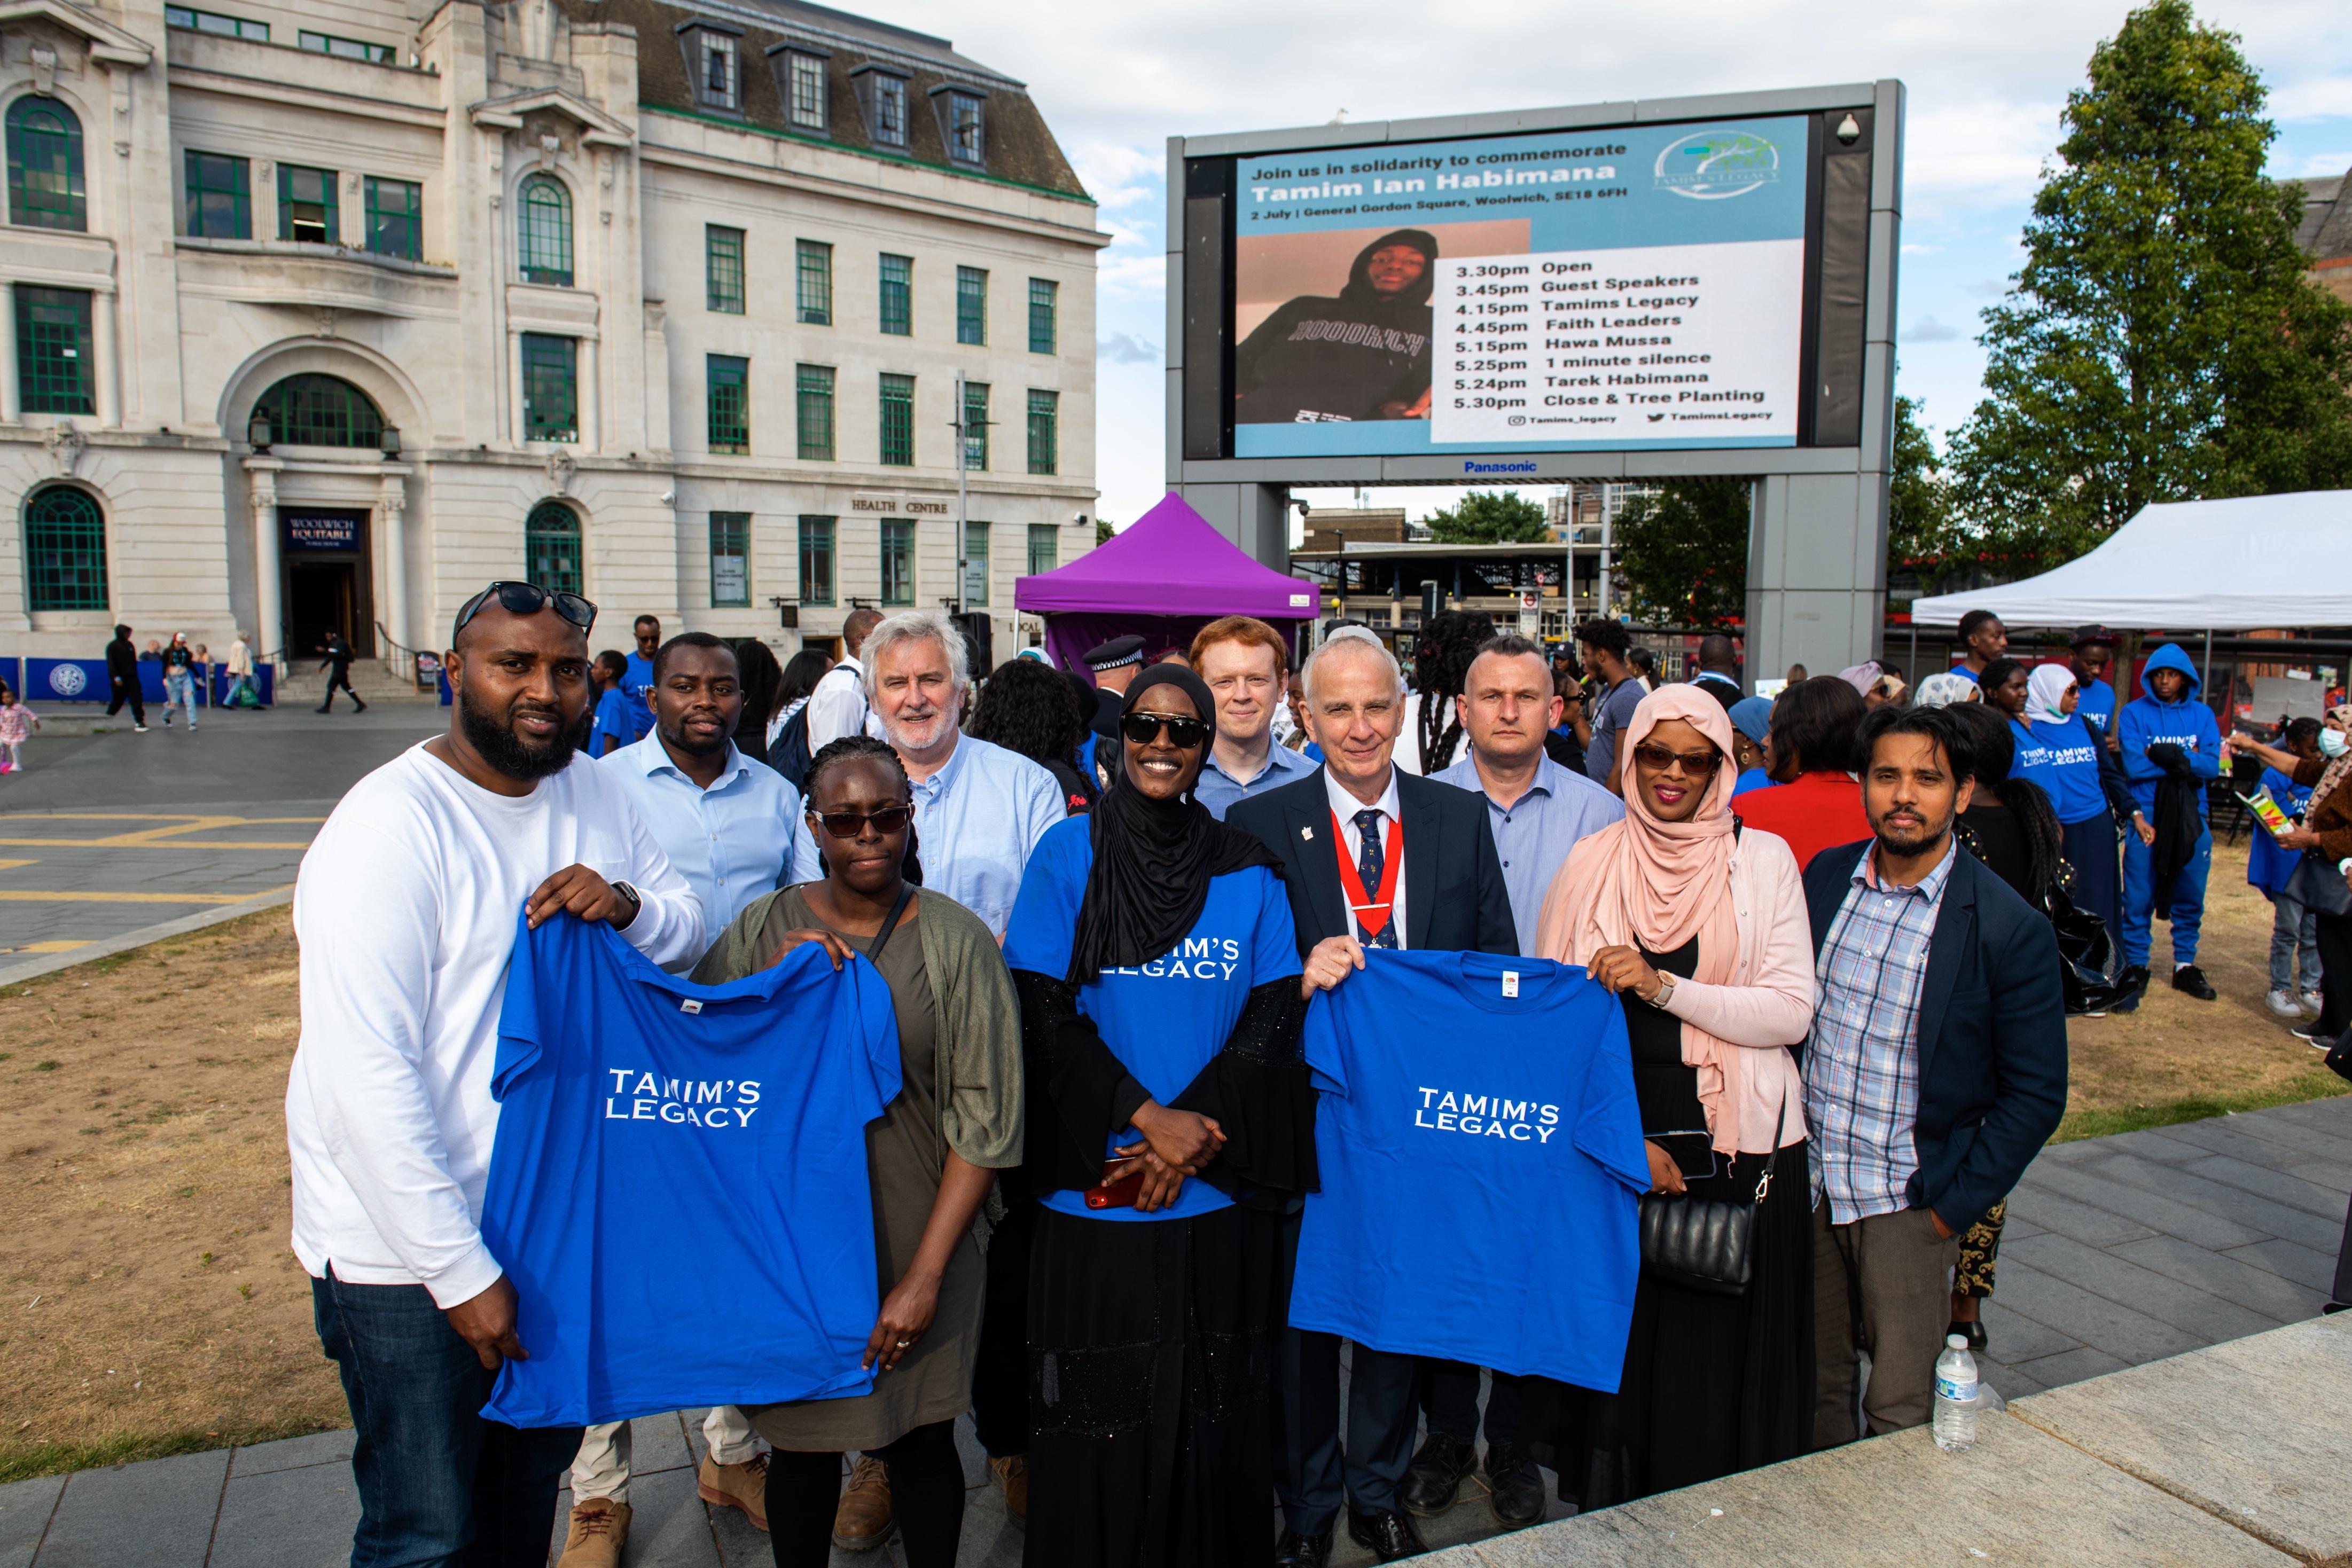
[989,1454,1028,1525]
[557,1498,631,1568]
[698,1451,770,1531]
[831,1454,896,1550]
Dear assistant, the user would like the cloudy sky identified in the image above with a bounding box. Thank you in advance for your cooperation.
[884,0,2352,528]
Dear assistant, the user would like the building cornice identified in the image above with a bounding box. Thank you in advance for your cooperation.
[470,85,634,148]
[166,65,447,128]
[0,0,152,67]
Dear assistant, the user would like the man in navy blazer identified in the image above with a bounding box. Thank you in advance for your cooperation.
[1800,703,2068,1446]
[1226,629,1516,1565]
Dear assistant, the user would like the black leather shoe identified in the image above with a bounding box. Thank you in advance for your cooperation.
[1484,1441,1546,1528]
[2111,963,2150,1013]
[1400,1431,1476,1517]
[1948,1318,1989,1353]
[2172,963,2217,1000]
[1346,1508,1426,1562]
[1272,1528,1332,1567]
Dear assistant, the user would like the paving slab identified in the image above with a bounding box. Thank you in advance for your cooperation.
[2108,1234,2326,1323]
[0,1477,60,1568]
[226,1429,354,1478]
[2180,1108,2352,1166]
[2222,1236,2340,1295]
[2011,1313,2352,1564]
[1988,1257,2215,1364]
[2001,1182,2163,1248]
[1974,1301,2083,1363]
[2072,1151,2343,1251]
[2157,1118,2352,1188]
[208,1457,361,1568]
[2012,1160,2275,1251]
[2179,1153,2350,1221]
[2004,1233,2284,1342]
[2259,1096,2352,1134]
[34,1449,228,1567]
[2002,1343,2131,1389]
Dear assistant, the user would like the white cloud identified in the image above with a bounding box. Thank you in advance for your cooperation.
[2285,150,2352,177]
[1099,333,1160,365]
[1906,317,1963,342]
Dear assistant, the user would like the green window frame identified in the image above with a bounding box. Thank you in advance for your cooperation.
[960,381,988,472]
[298,30,394,62]
[24,486,107,611]
[1028,278,1057,354]
[1026,523,1058,578]
[6,97,85,232]
[878,253,911,336]
[878,373,914,467]
[709,512,751,607]
[1027,388,1058,476]
[706,225,745,313]
[956,265,987,346]
[518,175,572,286]
[879,519,914,605]
[963,521,989,607]
[524,500,583,594]
[364,176,421,260]
[165,6,268,40]
[277,163,338,245]
[798,515,835,606]
[519,333,577,442]
[707,354,750,453]
[184,149,249,239]
[796,239,832,325]
[795,363,835,460]
[252,373,384,447]
[15,286,91,415]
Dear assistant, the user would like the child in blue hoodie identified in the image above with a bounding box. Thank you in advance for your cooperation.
[2115,643,2222,1009]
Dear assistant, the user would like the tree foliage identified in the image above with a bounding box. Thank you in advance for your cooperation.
[1946,0,2352,569]
[1425,489,1551,544]
[1888,393,1964,586]
[1611,479,1752,630]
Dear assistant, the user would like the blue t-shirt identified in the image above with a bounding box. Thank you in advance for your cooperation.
[2249,764,2314,895]
[2075,678,2116,736]
[1292,948,1647,1392]
[479,910,901,1427]
[589,687,636,757]
[1002,815,1300,1222]
[2010,715,2107,825]
[622,651,658,740]
[1733,766,1771,797]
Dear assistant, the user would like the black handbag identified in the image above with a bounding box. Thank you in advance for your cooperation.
[1638,1098,1785,1297]
[2043,876,2124,1016]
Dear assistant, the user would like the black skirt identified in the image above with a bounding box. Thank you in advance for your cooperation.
[1023,1202,1284,1568]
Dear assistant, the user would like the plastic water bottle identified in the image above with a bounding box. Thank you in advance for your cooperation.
[1933,1332,1979,1453]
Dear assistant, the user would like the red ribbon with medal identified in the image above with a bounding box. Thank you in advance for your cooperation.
[1332,811,1403,941]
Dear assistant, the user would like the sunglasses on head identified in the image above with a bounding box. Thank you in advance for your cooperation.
[1631,742,1722,777]
[1120,710,1210,750]
[452,581,598,641]
[810,803,913,840]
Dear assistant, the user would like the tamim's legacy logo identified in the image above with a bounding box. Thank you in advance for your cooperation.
[1654,130,1780,201]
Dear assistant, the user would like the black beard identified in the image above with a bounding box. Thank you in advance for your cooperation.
[1874,818,1951,860]
[457,685,582,781]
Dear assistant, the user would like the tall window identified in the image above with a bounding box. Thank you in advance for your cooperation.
[184,150,250,239]
[956,266,987,346]
[518,175,572,286]
[1026,523,1058,578]
[960,381,989,471]
[365,177,421,260]
[706,225,745,313]
[878,253,911,336]
[795,240,832,324]
[278,164,338,244]
[798,515,835,606]
[963,521,989,607]
[795,364,835,460]
[879,519,914,605]
[709,512,750,606]
[6,98,84,231]
[252,374,384,446]
[24,487,107,611]
[15,287,92,415]
[1027,389,1059,476]
[785,51,826,131]
[868,73,908,148]
[520,334,577,442]
[878,373,914,467]
[1028,278,1058,355]
[944,91,985,166]
[707,354,749,453]
[695,32,739,112]
[524,501,583,594]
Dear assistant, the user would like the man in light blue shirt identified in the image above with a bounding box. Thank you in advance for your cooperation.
[1190,615,1318,820]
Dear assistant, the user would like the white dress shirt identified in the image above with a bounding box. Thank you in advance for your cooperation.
[802,656,870,751]
[601,733,803,949]
[1323,765,1409,949]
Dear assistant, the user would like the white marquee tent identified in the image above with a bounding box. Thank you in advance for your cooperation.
[1910,489,2352,630]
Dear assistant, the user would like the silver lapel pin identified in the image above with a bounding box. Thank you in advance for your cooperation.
[1301,824,1315,842]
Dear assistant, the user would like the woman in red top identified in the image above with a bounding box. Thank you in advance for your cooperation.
[1731,676,1871,869]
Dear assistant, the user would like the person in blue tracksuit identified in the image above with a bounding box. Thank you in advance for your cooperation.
[2116,644,2222,1008]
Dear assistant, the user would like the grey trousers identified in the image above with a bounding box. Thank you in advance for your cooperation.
[1812,1201,1960,1445]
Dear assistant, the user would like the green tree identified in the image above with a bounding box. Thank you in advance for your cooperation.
[1425,490,1550,544]
[1947,0,2352,568]
[1095,518,1114,546]
[1887,393,1962,586]
[1611,479,1752,629]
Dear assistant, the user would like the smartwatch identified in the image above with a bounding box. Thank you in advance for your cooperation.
[1645,971,1677,1010]
[610,879,643,927]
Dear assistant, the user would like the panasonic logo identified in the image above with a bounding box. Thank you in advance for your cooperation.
[1464,460,1538,474]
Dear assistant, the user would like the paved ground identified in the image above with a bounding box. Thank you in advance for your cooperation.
[2,1095,2342,1567]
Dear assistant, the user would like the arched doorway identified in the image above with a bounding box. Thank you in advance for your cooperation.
[255,373,387,657]
[525,501,583,594]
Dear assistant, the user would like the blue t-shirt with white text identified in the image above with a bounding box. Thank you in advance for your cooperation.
[2010,715,2108,825]
[2075,678,2116,736]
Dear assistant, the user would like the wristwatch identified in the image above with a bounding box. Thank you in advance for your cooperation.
[1645,971,1676,1010]
[610,879,642,928]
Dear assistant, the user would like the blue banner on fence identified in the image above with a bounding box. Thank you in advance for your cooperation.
[13,658,275,707]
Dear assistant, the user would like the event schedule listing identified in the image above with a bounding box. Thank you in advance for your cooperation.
[1429,240,1804,446]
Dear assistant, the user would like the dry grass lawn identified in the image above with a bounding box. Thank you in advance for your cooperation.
[0,833,2342,1480]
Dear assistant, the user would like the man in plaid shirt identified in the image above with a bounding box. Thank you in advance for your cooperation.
[1800,704,2067,1444]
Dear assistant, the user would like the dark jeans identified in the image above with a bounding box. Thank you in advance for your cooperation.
[1420,1360,1523,1449]
[765,1421,964,1568]
[311,1271,581,1568]
[321,668,361,710]
[105,677,143,724]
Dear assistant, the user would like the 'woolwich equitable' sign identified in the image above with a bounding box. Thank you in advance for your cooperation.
[284,511,365,550]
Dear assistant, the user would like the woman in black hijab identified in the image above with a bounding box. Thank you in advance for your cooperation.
[1001,664,1317,1568]
[1234,228,1440,425]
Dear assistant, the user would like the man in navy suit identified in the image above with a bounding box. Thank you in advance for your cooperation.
[1227,628,1517,1565]
[1801,703,2067,1445]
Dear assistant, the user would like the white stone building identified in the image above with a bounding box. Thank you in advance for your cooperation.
[0,0,1103,682]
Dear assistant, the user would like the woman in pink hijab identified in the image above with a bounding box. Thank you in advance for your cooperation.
[1526,683,1818,1507]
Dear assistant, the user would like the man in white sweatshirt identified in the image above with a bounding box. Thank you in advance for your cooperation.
[286,582,702,1568]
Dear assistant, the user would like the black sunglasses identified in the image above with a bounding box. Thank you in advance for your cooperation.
[453,581,598,641]
[810,803,913,840]
[1120,710,1210,750]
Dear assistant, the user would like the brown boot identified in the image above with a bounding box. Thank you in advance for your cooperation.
[557,1498,631,1568]
[831,1454,896,1551]
[698,1450,770,1531]
[989,1454,1028,1524]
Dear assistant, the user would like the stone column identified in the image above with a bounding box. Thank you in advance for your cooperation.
[247,461,282,664]
[579,334,600,452]
[378,469,409,662]
[93,289,120,427]
[0,281,17,422]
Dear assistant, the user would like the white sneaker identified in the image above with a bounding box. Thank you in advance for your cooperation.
[132,723,148,733]
[2302,990,2325,1015]
[2269,988,2304,1017]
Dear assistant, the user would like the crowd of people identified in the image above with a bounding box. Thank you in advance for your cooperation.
[291,582,2183,1568]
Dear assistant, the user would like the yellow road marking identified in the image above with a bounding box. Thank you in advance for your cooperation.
[0,860,35,871]
[13,940,90,952]
[0,884,292,906]
[0,814,326,824]
[0,813,324,849]
[0,839,315,850]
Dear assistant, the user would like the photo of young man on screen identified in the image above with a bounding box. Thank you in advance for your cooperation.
[1233,227,1438,425]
